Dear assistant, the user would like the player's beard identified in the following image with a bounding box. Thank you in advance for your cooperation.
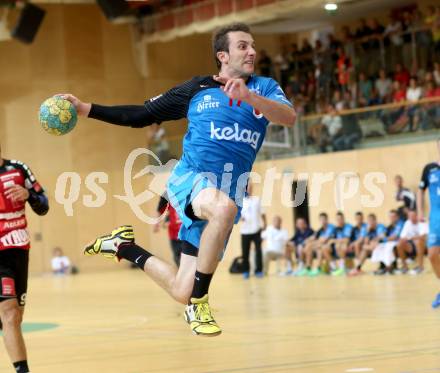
[238,64,254,78]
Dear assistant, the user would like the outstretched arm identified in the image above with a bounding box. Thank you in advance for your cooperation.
[60,79,194,128]
[61,94,157,128]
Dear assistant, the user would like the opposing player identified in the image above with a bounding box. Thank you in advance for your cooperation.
[62,23,296,336]
[418,140,440,308]
[0,146,49,373]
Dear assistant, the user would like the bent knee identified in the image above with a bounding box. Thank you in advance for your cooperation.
[171,285,192,305]
[211,203,238,224]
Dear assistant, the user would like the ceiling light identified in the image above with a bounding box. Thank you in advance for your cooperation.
[324,3,338,11]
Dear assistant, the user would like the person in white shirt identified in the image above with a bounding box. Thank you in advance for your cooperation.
[317,104,342,153]
[240,182,266,279]
[406,77,422,131]
[396,210,428,274]
[406,77,422,102]
[322,105,342,138]
[51,247,71,275]
[261,216,289,275]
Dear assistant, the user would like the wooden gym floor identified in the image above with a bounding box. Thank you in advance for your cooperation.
[1,268,440,373]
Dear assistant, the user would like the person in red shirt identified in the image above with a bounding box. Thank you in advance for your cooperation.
[423,81,440,128]
[392,80,407,102]
[0,146,48,373]
[424,81,440,98]
[336,47,352,92]
[155,194,183,266]
[394,63,410,88]
[381,80,408,133]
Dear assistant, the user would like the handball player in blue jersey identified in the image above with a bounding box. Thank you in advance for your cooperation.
[417,139,440,308]
[62,23,296,336]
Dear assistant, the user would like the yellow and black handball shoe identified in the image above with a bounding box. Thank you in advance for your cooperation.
[184,294,222,337]
[84,225,134,262]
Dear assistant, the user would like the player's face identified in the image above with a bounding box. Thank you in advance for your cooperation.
[389,212,398,224]
[273,216,282,228]
[336,215,344,226]
[319,216,328,226]
[224,31,256,77]
[408,211,417,223]
[355,214,363,225]
[368,216,376,228]
[296,218,306,230]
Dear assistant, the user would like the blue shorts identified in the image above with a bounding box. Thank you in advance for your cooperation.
[427,220,440,248]
[167,161,241,251]
[427,230,440,249]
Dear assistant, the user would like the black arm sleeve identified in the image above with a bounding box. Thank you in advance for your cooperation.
[144,78,197,121]
[89,104,157,128]
[88,78,197,128]
[27,191,49,216]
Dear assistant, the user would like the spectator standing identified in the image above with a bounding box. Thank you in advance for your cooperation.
[336,47,352,93]
[240,183,266,279]
[395,174,417,219]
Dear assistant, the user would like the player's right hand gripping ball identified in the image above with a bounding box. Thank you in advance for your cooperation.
[39,96,77,136]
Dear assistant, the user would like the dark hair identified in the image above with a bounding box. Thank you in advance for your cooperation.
[389,209,398,214]
[319,212,328,218]
[368,213,377,220]
[212,23,251,69]
[336,211,344,218]
[355,211,363,216]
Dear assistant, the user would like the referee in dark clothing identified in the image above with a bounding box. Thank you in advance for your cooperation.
[395,175,416,220]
